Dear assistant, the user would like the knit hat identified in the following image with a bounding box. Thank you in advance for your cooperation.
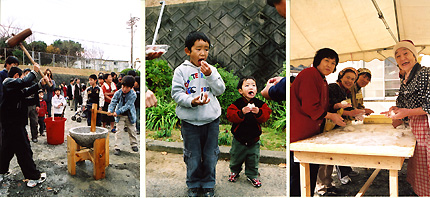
[393,40,418,60]
[337,67,358,82]
[358,68,372,79]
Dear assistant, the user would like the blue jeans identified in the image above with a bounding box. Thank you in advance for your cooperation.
[181,118,220,189]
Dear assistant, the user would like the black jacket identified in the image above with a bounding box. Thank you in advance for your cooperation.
[1,71,42,126]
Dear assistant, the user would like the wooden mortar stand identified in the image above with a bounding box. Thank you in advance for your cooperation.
[67,103,109,180]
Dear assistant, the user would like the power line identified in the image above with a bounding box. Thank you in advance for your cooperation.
[0,24,132,48]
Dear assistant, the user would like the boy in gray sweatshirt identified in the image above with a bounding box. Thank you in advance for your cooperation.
[171,31,226,197]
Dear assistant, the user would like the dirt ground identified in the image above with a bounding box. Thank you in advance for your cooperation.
[145,150,287,197]
[313,161,417,197]
[0,107,140,197]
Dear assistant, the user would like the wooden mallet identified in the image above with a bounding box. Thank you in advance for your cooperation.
[5,28,52,86]
[90,103,121,132]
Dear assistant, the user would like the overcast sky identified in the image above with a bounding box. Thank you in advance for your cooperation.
[0,0,142,61]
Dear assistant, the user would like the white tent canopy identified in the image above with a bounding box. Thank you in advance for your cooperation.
[291,0,430,66]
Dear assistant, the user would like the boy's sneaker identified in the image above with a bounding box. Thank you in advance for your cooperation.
[27,172,46,188]
[340,175,351,185]
[202,188,214,197]
[114,149,121,155]
[228,172,240,182]
[247,177,262,188]
[132,146,138,152]
[111,128,117,133]
[32,138,38,143]
[124,127,128,132]
[187,188,199,197]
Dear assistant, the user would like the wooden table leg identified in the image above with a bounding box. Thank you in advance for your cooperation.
[389,169,398,197]
[356,169,381,197]
[299,162,311,197]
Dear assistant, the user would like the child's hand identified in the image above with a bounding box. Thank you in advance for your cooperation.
[36,107,40,112]
[200,61,212,76]
[191,93,210,106]
[250,107,259,114]
[242,106,251,114]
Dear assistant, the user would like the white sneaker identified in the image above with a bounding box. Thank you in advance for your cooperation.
[27,172,46,188]
[340,175,351,185]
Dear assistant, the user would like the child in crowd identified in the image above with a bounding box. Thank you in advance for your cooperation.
[226,77,272,188]
[171,31,226,197]
[102,73,117,132]
[133,76,140,134]
[108,76,138,156]
[52,87,67,117]
[37,90,48,137]
[83,74,104,127]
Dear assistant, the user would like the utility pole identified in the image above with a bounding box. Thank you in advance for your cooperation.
[127,15,140,68]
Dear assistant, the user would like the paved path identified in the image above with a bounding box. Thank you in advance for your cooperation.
[145,150,287,197]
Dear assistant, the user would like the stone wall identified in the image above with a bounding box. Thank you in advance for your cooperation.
[146,0,286,87]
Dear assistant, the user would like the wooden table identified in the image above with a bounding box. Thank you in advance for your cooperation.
[290,123,416,197]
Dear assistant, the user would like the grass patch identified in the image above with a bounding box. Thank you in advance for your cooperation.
[146,124,286,151]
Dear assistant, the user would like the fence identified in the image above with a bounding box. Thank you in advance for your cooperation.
[146,0,286,87]
[1,48,130,72]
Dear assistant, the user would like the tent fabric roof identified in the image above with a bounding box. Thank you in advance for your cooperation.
[290,0,430,66]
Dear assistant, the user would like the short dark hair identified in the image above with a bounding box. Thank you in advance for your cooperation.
[8,67,22,78]
[237,76,257,89]
[185,31,211,52]
[121,75,135,88]
[89,74,97,81]
[98,75,104,80]
[23,68,31,73]
[54,87,61,92]
[103,73,111,80]
[70,79,74,83]
[134,76,140,86]
[312,48,339,73]
[5,56,19,67]
[111,72,116,77]
[267,0,281,7]
[127,70,137,77]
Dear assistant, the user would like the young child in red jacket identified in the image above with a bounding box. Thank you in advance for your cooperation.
[37,90,48,137]
[226,76,272,188]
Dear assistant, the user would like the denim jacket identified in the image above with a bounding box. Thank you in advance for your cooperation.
[108,89,137,124]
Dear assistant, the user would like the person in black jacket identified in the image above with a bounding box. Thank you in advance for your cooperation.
[0,65,49,187]
[67,79,74,111]
[23,68,41,143]
[73,78,82,111]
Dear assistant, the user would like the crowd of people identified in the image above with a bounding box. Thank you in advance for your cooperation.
[0,56,141,188]
[291,40,430,197]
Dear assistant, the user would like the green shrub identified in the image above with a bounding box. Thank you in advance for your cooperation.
[121,68,141,76]
[218,129,233,146]
[146,100,179,132]
[145,59,173,101]
[214,64,241,124]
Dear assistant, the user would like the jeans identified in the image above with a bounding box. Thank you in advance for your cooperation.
[181,118,220,189]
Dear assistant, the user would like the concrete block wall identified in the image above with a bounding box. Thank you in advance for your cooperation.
[146,0,286,87]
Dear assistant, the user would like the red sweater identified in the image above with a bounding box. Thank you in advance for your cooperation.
[227,97,272,146]
[38,99,48,117]
[290,67,329,143]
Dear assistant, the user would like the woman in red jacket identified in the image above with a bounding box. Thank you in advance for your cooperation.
[290,48,346,196]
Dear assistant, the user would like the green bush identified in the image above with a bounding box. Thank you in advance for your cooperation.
[218,129,233,146]
[146,100,179,133]
[214,64,241,124]
[121,68,141,76]
[145,59,173,101]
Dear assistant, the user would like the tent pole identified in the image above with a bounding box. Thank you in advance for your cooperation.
[371,0,398,43]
